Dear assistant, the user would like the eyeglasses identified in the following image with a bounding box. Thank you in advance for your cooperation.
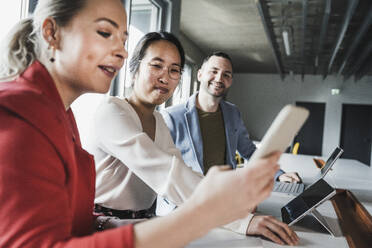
[143,61,183,80]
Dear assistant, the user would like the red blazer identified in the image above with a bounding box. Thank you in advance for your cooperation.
[0,61,134,247]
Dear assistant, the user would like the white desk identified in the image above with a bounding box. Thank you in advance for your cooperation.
[187,153,372,248]
[278,153,372,214]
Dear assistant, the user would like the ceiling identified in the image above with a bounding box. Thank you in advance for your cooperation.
[180,0,372,81]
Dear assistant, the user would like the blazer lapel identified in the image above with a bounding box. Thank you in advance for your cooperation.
[184,94,204,173]
[220,100,236,168]
[0,61,77,171]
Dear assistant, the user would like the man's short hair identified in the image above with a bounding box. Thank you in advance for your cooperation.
[201,51,233,70]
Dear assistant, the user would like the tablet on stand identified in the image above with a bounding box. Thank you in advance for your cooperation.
[281,178,337,236]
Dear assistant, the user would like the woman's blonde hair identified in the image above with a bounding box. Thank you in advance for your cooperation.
[0,0,86,80]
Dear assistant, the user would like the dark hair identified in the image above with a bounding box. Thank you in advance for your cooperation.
[129,32,185,80]
[201,51,233,70]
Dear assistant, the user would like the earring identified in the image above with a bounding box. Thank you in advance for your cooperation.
[47,37,55,63]
[49,46,55,63]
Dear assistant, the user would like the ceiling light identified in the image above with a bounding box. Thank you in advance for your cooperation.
[282,29,291,56]
[331,88,341,95]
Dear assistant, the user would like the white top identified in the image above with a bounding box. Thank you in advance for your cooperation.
[88,96,253,234]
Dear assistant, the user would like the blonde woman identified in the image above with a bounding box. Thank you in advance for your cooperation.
[0,0,284,247]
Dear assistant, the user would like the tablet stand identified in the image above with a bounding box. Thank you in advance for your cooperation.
[310,208,336,236]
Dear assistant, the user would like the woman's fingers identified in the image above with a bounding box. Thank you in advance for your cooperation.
[248,216,299,246]
[261,228,285,245]
[264,219,295,245]
[268,217,299,244]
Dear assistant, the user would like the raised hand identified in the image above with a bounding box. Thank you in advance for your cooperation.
[187,152,281,229]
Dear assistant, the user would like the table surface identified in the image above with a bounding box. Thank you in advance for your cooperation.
[186,153,372,248]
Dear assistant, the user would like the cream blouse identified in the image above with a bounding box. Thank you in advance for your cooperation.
[88,96,253,234]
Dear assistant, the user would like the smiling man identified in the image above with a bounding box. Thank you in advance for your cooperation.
[160,51,301,243]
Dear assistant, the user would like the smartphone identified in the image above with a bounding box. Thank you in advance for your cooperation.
[247,105,309,165]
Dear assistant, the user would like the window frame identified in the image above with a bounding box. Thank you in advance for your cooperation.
[116,0,169,97]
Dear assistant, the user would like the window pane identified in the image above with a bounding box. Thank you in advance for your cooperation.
[172,63,192,105]
[72,0,162,147]
[0,1,24,42]
[120,0,160,97]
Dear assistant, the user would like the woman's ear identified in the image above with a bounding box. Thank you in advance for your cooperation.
[131,74,137,87]
[42,17,61,49]
[132,69,140,86]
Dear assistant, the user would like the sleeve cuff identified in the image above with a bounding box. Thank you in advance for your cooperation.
[275,169,285,181]
[222,213,254,235]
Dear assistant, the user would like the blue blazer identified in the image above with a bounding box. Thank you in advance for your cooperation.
[162,93,262,174]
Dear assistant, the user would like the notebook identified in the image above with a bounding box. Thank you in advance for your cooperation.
[273,147,344,195]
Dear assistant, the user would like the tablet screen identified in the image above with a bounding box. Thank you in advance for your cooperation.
[281,179,335,225]
[320,147,343,175]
